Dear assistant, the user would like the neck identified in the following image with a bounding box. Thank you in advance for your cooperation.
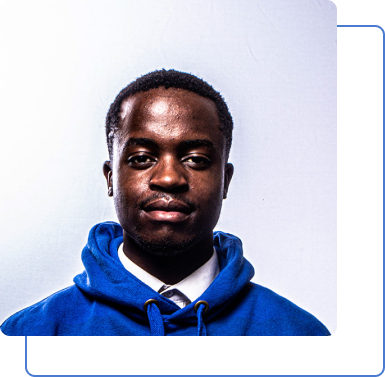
[122,233,214,285]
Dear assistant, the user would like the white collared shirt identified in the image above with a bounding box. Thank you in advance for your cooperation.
[117,243,219,308]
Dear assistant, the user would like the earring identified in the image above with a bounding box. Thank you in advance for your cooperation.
[108,187,113,196]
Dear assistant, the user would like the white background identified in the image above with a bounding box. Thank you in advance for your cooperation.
[0,0,336,331]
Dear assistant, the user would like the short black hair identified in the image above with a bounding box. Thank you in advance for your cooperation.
[105,69,233,160]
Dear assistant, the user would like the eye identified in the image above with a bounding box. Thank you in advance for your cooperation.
[127,154,156,169]
[183,156,211,169]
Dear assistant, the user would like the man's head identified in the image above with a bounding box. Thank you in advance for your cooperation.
[103,70,234,256]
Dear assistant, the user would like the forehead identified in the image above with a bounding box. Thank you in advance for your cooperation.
[118,88,223,143]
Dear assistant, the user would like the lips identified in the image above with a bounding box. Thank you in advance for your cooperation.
[143,199,193,214]
[142,199,194,223]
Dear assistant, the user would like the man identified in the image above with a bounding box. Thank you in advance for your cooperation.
[1,69,330,336]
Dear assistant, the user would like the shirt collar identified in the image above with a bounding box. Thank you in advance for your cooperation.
[117,243,219,303]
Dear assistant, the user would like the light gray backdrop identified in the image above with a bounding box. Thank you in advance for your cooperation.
[0,0,337,333]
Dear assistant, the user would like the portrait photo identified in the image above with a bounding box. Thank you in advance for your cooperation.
[0,0,336,339]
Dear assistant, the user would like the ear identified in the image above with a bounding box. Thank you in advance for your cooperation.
[103,161,113,195]
[223,163,234,199]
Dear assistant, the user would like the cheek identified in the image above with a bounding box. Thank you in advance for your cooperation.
[114,167,147,194]
[191,174,225,206]
[113,172,148,213]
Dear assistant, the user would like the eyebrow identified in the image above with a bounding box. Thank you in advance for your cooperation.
[122,138,159,151]
[179,139,215,151]
[121,137,217,155]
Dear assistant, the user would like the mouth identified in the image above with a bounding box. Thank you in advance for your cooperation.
[142,198,194,223]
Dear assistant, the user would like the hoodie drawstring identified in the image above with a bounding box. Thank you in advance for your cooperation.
[144,299,209,336]
[144,299,165,336]
[194,300,209,336]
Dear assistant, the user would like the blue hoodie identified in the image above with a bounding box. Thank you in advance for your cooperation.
[1,222,330,336]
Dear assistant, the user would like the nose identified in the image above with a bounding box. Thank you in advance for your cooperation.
[149,156,188,193]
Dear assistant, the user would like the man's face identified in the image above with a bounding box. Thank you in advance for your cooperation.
[104,87,233,255]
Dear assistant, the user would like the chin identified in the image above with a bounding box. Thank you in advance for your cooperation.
[122,217,213,257]
[134,233,197,257]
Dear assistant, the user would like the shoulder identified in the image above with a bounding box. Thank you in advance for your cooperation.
[1,285,88,336]
[237,282,331,336]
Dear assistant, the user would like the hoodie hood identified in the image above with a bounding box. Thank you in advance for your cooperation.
[2,221,331,336]
[74,222,255,325]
